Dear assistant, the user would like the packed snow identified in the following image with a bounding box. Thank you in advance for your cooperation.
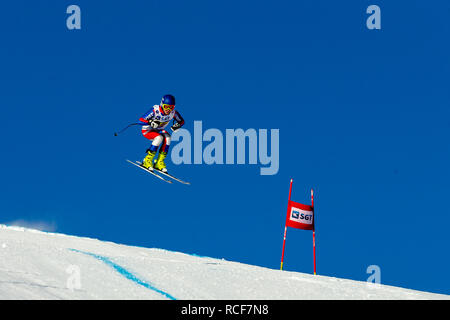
[0,224,447,300]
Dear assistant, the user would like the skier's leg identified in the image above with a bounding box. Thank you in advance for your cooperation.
[142,130,164,169]
[159,131,171,154]
[154,131,171,172]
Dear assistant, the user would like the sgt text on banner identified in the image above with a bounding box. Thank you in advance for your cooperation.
[286,200,314,230]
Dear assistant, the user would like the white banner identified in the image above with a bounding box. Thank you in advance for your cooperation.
[289,207,313,225]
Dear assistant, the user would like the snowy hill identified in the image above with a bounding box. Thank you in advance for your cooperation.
[0,224,447,300]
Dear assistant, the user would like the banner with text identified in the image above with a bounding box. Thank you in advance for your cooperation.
[286,200,314,230]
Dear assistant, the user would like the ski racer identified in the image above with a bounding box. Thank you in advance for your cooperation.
[139,94,185,173]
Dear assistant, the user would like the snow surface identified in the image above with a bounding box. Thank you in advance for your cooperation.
[0,224,447,300]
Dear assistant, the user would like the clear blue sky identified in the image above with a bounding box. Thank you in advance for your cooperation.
[1,1,449,295]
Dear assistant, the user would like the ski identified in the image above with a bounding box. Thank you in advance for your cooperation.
[153,169,191,185]
[126,160,173,184]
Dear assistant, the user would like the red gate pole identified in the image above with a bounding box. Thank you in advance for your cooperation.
[280,179,293,270]
[311,188,316,275]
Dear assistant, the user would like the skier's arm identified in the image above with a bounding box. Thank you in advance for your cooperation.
[171,111,185,132]
[139,109,154,123]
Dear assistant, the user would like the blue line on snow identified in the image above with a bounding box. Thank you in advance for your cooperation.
[69,249,176,300]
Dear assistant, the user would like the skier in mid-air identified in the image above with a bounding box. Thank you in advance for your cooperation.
[138,94,185,173]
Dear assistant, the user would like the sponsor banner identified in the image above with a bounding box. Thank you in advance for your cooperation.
[286,200,314,230]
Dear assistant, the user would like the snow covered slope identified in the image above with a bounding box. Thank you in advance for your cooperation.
[0,224,447,300]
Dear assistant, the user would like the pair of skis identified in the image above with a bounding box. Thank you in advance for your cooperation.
[126,160,190,185]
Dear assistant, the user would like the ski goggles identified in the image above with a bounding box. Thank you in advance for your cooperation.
[161,104,175,113]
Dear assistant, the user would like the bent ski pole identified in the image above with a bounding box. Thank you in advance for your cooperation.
[114,123,144,136]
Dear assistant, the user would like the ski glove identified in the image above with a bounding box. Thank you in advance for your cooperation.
[171,122,183,132]
[148,120,160,129]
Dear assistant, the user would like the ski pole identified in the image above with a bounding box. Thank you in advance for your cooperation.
[114,123,144,136]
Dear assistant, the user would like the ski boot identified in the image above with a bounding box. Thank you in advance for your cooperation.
[154,151,168,173]
[142,150,157,170]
